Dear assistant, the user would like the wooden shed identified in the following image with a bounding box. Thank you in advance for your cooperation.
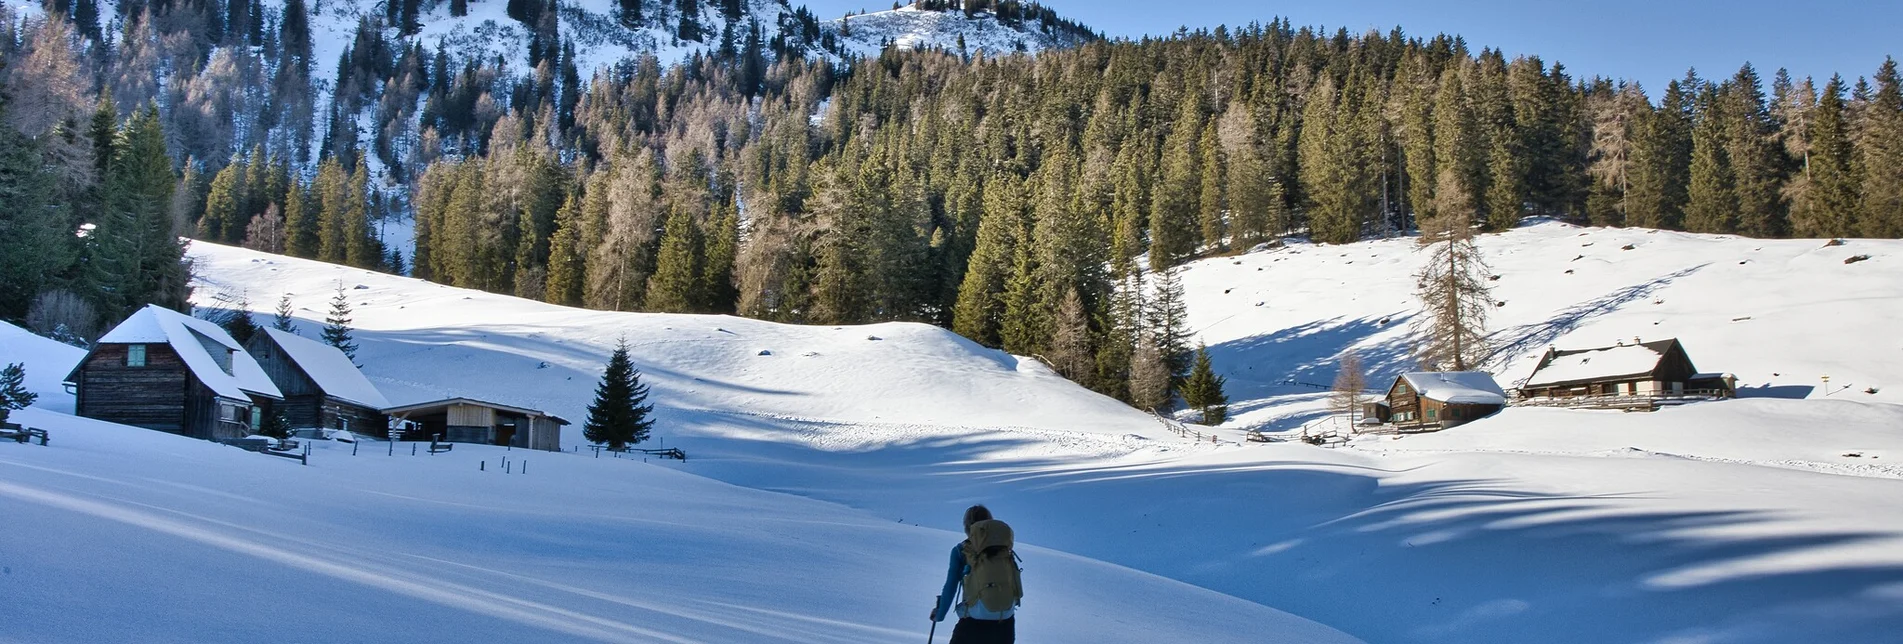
[246,327,390,436]
[64,305,283,441]
[382,398,566,452]
[1386,372,1508,431]
[1518,338,1731,400]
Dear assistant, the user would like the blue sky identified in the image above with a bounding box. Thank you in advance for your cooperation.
[804,1,1900,93]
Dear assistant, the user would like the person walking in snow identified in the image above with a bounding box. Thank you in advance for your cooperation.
[931,505,1022,643]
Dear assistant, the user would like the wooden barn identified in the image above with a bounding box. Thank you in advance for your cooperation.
[64,305,283,441]
[246,327,390,436]
[381,398,566,452]
[1385,371,1508,430]
[1518,338,1734,400]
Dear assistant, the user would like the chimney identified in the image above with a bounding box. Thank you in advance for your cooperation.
[1634,336,1642,345]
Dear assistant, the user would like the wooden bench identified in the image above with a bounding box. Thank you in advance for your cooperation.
[0,423,48,446]
[634,447,687,461]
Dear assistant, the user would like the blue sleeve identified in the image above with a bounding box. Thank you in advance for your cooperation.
[932,544,964,622]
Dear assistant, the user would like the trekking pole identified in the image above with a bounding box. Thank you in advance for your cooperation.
[927,595,940,643]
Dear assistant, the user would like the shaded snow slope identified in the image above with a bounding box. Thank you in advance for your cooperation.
[0,407,1351,643]
[1179,220,1903,431]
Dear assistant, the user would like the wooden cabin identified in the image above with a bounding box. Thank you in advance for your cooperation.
[246,327,390,436]
[1518,338,1733,400]
[1386,372,1508,431]
[65,305,283,441]
[381,398,566,451]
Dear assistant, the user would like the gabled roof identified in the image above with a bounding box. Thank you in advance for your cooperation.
[1523,339,1684,389]
[258,327,390,409]
[76,305,282,401]
[1398,372,1508,405]
[382,397,571,425]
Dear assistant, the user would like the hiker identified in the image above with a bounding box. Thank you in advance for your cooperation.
[930,505,1022,644]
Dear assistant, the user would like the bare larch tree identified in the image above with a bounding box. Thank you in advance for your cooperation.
[1412,207,1494,372]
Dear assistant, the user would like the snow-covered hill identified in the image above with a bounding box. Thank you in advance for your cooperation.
[1178,220,1903,431]
[10,224,1903,643]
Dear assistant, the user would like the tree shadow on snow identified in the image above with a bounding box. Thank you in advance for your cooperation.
[666,416,1903,644]
[1488,263,1709,378]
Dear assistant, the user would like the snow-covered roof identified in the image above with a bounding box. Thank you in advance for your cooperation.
[1400,372,1509,405]
[260,327,390,409]
[382,397,570,425]
[1523,344,1666,388]
[90,305,282,401]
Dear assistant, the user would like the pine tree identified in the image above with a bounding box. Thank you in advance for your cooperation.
[1146,267,1192,383]
[1180,344,1229,425]
[1197,123,1227,251]
[257,407,292,439]
[583,338,654,450]
[90,106,189,320]
[273,293,296,332]
[219,292,261,346]
[1858,59,1903,238]
[284,181,318,258]
[544,189,586,307]
[0,103,77,321]
[645,208,702,313]
[1800,75,1859,237]
[1150,94,1203,269]
[0,362,36,426]
[1685,85,1739,234]
[322,283,358,361]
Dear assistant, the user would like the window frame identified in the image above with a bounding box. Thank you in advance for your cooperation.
[126,344,147,368]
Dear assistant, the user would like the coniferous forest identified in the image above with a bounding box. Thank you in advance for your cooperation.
[3,1,1902,406]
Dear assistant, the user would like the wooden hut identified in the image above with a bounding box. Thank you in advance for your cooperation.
[64,305,283,441]
[246,327,390,436]
[1386,372,1508,431]
[381,398,566,451]
[1518,338,1733,400]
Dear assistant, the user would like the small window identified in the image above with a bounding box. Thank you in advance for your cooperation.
[1427,409,1438,420]
[127,344,147,367]
[250,406,262,429]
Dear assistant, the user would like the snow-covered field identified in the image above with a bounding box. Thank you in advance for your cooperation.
[6,222,1903,642]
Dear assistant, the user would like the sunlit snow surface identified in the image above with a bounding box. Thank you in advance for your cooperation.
[5,220,1903,642]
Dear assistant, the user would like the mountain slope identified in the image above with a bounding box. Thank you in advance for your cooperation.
[1177,220,1903,431]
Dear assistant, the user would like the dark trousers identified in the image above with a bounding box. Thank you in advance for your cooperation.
[948,616,1015,644]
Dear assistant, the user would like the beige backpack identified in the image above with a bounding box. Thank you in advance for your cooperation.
[961,519,1023,613]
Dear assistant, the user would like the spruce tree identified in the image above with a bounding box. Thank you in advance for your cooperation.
[1801,76,1859,237]
[273,293,297,332]
[219,292,261,346]
[645,208,702,313]
[1685,85,1739,234]
[1180,345,1229,425]
[1859,59,1903,238]
[545,189,587,307]
[257,408,292,439]
[0,103,77,321]
[322,284,358,361]
[583,339,654,451]
[0,362,37,426]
